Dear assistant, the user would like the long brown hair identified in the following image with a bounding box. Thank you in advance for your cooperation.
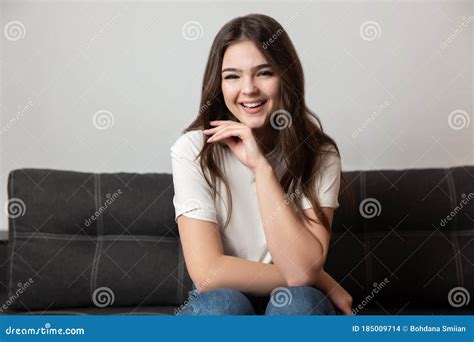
[184,14,354,234]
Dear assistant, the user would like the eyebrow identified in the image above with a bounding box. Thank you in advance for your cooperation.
[221,64,271,73]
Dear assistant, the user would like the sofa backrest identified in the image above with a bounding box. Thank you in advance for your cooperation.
[328,166,473,312]
[4,166,474,311]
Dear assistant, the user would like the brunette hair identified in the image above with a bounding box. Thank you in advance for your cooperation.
[183,13,354,234]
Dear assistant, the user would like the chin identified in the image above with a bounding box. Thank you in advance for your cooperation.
[241,115,267,129]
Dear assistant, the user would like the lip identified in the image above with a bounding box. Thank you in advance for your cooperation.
[239,99,267,105]
[239,99,268,114]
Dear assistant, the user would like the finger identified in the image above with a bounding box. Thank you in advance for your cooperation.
[210,121,247,130]
[202,127,218,134]
[208,124,246,141]
[342,307,353,315]
[205,122,238,137]
[206,125,229,140]
[209,120,232,126]
[208,127,246,142]
[207,123,235,134]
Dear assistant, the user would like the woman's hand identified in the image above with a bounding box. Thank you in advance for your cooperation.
[327,283,353,315]
[203,120,268,173]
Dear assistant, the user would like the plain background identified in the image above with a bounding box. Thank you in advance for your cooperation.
[1,0,472,232]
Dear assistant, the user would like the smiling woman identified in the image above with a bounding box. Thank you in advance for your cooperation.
[220,41,279,152]
[170,13,354,316]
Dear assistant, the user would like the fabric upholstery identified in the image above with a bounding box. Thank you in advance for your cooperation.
[2,166,473,314]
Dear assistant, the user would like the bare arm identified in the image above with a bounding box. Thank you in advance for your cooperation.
[314,269,354,315]
[202,255,286,296]
[313,269,349,297]
[177,215,287,296]
[178,214,352,312]
[253,160,332,286]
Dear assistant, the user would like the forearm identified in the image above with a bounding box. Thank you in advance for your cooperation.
[312,269,340,294]
[197,257,339,297]
[195,255,287,296]
[254,161,325,284]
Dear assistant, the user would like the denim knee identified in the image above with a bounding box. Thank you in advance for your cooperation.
[177,287,255,316]
[265,286,338,316]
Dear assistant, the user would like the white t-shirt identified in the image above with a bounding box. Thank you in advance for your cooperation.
[170,130,341,264]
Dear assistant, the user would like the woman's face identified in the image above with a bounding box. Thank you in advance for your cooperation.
[221,40,280,130]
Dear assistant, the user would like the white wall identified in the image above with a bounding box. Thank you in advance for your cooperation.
[1,0,472,231]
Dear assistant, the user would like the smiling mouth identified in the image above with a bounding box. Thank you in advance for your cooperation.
[239,100,268,109]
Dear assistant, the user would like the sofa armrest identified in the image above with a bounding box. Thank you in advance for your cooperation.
[0,234,8,308]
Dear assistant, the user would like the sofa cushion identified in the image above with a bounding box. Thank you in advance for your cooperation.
[6,169,192,311]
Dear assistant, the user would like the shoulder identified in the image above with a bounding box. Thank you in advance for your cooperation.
[320,143,341,164]
[320,143,338,154]
[316,143,341,179]
[170,130,205,160]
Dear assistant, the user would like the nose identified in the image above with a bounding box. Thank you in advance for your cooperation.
[241,76,259,95]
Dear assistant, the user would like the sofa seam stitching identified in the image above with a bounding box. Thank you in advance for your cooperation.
[177,239,184,304]
[445,169,464,287]
[89,174,101,298]
[13,232,178,242]
[361,172,372,290]
[7,171,16,301]
[94,173,105,292]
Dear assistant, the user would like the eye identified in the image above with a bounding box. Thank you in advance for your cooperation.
[258,70,274,77]
[224,74,239,80]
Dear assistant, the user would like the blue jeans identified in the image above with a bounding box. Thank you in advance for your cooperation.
[176,284,340,315]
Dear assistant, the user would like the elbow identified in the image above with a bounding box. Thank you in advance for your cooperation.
[191,273,212,292]
[189,256,224,293]
[283,240,327,287]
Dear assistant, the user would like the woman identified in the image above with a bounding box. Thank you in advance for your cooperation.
[171,14,353,315]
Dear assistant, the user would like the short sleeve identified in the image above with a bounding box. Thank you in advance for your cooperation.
[170,133,218,224]
[299,147,342,209]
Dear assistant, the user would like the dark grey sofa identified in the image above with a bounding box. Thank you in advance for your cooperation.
[0,166,473,315]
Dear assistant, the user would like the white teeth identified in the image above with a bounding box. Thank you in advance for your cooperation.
[242,101,263,108]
